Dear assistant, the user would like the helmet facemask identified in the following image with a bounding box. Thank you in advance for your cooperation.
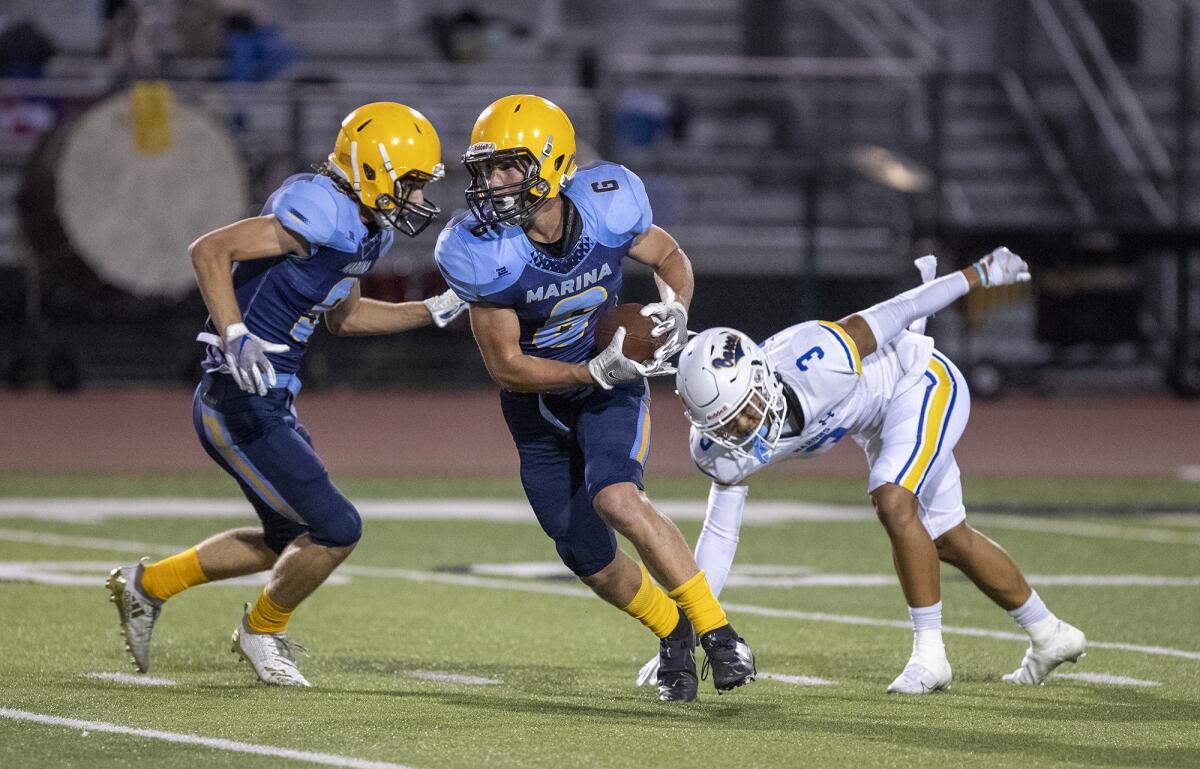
[462,142,553,233]
[690,361,788,464]
[373,169,442,237]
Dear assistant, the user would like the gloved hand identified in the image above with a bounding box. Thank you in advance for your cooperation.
[640,288,688,362]
[974,246,1031,288]
[223,322,290,396]
[423,289,468,328]
[587,327,648,390]
[635,653,660,688]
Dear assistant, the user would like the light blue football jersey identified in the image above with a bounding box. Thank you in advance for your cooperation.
[200,173,394,376]
[434,161,653,365]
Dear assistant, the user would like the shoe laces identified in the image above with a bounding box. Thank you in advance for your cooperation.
[266,635,307,664]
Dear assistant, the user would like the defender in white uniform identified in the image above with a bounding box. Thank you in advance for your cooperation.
[641,248,1086,694]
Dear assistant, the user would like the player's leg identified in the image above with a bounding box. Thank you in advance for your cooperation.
[196,376,361,685]
[107,382,295,673]
[932,485,1086,684]
[577,383,755,694]
[870,483,941,608]
[867,352,966,694]
[500,390,699,701]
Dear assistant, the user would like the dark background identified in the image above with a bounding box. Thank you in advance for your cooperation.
[1,0,1197,397]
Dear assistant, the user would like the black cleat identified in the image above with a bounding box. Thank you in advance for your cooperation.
[700,624,756,692]
[656,609,698,702]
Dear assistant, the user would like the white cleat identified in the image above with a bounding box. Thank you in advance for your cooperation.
[1002,620,1087,685]
[886,654,953,694]
[231,604,311,687]
[106,561,161,674]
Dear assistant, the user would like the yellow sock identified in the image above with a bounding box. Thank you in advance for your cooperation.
[622,564,682,639]
[669,571,727,636]
[140,547,208,602]
[247,590,294,634]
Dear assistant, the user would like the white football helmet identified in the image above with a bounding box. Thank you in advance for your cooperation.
[675,327,788,463]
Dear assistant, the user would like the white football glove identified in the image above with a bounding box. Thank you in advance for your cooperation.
[974,246,1031,288]
[223,322,290,396]
[635,653,659,688]
[640,289,688,363]
[423,289,468,329]
[587,327,648,390]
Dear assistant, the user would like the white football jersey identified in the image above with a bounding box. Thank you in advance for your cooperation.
[691,322,935,485]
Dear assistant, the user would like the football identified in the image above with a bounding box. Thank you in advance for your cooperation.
[593,303,664,364]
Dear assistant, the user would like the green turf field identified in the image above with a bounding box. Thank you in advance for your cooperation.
[1,475,1198,768]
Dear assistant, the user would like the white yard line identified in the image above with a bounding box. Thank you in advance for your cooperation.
[758,672,837,686]
[0,708,421,769]
[406,671,501,686]
[2,510,1198,663]
[1051,672,1161,687]
[84,672,177,686]
[2,497,1197,545]
[972,514,1200,546]
[0,560,346,587]
[0,498,872,524]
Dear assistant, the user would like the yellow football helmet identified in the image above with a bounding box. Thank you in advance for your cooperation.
[461,94,577,231]
[326,102,445,236]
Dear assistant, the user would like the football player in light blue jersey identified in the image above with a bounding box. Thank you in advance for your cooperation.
[107,103,466,686]
[435,95,755,702]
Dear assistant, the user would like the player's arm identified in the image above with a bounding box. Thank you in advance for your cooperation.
[468,302,596,392]
[627,225,694,310]
[189,215,309,336]
[695,481,749,598]
[627,225,694,366]
[324,284,465,336]
[836,246,1030,358]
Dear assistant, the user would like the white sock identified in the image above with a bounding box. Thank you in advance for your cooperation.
[908,601,945,658]
[1008,590,1058,642]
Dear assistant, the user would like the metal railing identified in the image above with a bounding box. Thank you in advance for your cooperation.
[1030,0,1174,223]
[999,69,1098,223]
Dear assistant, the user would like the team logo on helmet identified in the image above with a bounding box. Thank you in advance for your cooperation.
[712,335,746,369]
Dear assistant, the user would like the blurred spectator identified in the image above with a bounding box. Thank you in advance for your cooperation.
[428,8,531,63]
[102,0,166,81]
[616,89,671,148]
[0,18,56,78]
[223,9,294,82]
[175,0,225,58]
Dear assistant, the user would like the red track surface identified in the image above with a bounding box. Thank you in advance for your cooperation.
[1,385,1196,476]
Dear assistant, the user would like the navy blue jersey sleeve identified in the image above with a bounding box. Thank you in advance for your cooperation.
[434,224,482,303]
[269,179,343,255]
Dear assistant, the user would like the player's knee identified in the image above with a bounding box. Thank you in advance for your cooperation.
[262,518,307,555]
[934,523,971,565]
[556,539,616,578]
[871,484,918,532]
[592,483,651,534]
[308,501,362,549]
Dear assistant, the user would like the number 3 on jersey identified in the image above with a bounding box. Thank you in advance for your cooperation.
[796,346,824,371]
[533,286,609,348]
[290,277,356,344]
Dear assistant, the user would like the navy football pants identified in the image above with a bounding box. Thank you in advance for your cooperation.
[192,373,361,552]
[500,381,652,577]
